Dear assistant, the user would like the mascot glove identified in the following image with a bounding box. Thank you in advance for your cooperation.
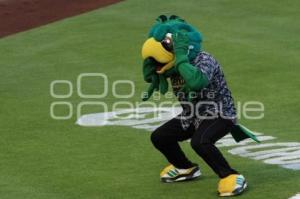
[173,31,190,69]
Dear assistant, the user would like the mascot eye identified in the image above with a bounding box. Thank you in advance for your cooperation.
[161,33,173,52]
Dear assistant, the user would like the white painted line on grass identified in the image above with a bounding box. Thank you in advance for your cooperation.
[289,193,300,199]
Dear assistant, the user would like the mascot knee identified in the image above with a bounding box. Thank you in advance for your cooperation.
[191,139,209,156]
[151,129,163,148]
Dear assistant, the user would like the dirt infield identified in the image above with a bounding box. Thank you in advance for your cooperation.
[0,0,122,38]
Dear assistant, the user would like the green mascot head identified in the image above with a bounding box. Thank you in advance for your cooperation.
[141,15,203,101]
[142,15,203,74]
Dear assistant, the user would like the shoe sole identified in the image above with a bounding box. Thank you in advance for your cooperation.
[161,169,201,183]
[219,181,247,197]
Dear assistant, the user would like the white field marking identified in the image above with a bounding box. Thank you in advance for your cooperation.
[76,107,181,128]
[229,143,300,169]
[289,194,300,199]
[76,107,300,170]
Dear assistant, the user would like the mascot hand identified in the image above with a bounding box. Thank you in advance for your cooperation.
[142,74,169,101]
[173,31,190,69]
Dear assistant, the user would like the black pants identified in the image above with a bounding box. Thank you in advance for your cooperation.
[151,117,238,178]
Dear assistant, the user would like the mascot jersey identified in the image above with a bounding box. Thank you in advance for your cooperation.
[170,51,237,130]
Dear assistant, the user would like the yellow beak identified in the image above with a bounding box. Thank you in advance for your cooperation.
[141,37,175,74]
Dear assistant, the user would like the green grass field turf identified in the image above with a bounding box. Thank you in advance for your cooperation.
[1,0,300,198]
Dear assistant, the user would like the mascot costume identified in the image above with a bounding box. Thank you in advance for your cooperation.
[141,15,259,197]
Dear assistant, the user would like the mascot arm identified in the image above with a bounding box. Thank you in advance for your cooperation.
[142,58,169,101]
[174,31,208,91]
[177,62,208,91]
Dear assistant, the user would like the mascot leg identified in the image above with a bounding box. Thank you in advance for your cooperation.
[151,117,201,183]
[190,117,247,196]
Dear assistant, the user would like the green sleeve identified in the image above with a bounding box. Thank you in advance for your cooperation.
[176,55,209,91]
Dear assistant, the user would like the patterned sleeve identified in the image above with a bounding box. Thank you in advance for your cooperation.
[194,52,218,82]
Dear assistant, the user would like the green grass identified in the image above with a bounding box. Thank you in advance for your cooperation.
[1,0,300,198]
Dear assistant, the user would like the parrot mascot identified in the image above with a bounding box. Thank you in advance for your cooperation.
[141,15,259,197]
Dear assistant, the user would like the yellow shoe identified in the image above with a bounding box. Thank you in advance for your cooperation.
[218,174,247,197]
[160,164,201,183]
